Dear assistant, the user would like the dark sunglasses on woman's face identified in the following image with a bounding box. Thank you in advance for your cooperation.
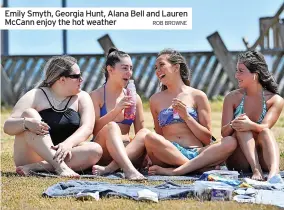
[65,73,82,79]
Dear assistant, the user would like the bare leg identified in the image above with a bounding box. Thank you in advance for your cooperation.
[93,122,145,180]
[144,132,189,167]
[257,128,280,180]
[149,136,237,176]
[14,108,78,177]
[235,131,264,180]
[226,145,251,171]
[92,128,149,175]
[226,132,251,173]
[16,142,102,175]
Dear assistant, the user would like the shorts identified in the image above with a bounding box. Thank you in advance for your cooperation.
[172,142,199,160]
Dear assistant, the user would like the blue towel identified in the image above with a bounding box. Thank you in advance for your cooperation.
[101,172,200,181]
[43,180,195,200]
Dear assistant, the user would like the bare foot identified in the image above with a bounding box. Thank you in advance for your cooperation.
[124,169,146,180]
[55,166,80,178]
[251,168,264,181]
[92,165,111,176]
[141,155,152,170]
[16,166,31,176]
[148,165,175,176]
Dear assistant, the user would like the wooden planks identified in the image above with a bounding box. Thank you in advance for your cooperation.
[1,51,283,105]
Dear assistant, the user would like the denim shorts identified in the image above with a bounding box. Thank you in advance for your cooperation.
[172,142,199,160]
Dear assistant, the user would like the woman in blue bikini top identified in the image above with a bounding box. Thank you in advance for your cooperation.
[221,50,284,181]
[89,48,148,180]
[144,49,238,176]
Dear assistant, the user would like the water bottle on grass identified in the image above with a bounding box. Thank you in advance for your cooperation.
[124,80,136,120]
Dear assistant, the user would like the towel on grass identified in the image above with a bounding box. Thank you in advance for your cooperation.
[43,180,195,200]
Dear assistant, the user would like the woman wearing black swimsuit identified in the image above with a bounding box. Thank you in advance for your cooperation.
[4,55,103,177]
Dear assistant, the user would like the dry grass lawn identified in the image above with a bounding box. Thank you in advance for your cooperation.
[1,100,283,209]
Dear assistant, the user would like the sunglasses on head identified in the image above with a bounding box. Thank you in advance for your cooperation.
[64,73,82,79]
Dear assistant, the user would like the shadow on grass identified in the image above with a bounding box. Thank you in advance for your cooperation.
[1,171,19,177]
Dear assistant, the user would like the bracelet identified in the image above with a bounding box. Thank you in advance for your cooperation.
[23,117,28,131]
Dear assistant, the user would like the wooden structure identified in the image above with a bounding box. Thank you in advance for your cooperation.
[1,4,283,105]
[1,50,283,105]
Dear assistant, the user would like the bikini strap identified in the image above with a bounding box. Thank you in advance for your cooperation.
[103,84,106,103]
[240,91,246,105]
[39,87,53,108]
[64,96,73,110]
[39,87,72,112]
[261,89,267,109]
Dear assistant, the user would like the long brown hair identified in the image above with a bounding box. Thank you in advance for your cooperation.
[238,50,279,94]
[158,49,191,91]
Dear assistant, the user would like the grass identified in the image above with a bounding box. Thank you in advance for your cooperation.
[1,100,284,210]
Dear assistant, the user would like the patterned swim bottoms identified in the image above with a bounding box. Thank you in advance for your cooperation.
[172,142,199,160]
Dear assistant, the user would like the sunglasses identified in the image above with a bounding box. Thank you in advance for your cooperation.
[64,73,82,79]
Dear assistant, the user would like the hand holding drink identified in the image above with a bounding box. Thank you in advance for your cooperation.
[124,80,136,120]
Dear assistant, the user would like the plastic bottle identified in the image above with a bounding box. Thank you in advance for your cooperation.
[173,109,180,119]
[124,80,136,120]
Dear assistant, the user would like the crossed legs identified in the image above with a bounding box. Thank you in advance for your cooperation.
[145,132,237,176]
[14,108,102,177]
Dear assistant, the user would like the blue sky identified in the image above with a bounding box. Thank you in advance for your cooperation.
[2,0,283,55]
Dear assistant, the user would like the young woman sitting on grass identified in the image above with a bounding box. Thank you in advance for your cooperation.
[90,48,149,180]
[144,49,237,176]
[4,56,103,177]
[222,50,284,180]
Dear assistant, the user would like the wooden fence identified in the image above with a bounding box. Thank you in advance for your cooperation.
[1,50,283,105]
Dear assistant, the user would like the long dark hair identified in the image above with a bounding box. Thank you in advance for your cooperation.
[38,55,77,87]
[238,50,279,94]
[158,49,191,91]
[104,47,130,82]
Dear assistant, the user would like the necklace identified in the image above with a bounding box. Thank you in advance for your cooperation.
[48,88,69,111]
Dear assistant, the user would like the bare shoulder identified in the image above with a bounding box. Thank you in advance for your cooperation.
[224,89,244,102]
[149,91,164,105]
[135,93,142,102]
[21,88,42,101]
[27,88,41,96]
[190,87,208,100]
[11,88,42,114]
[89,87,103,100]
[266,91,284,107]
[78,90,92,99]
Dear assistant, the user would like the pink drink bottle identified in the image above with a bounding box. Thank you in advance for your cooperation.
[124,80,136,120]
[173,109,180,119]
